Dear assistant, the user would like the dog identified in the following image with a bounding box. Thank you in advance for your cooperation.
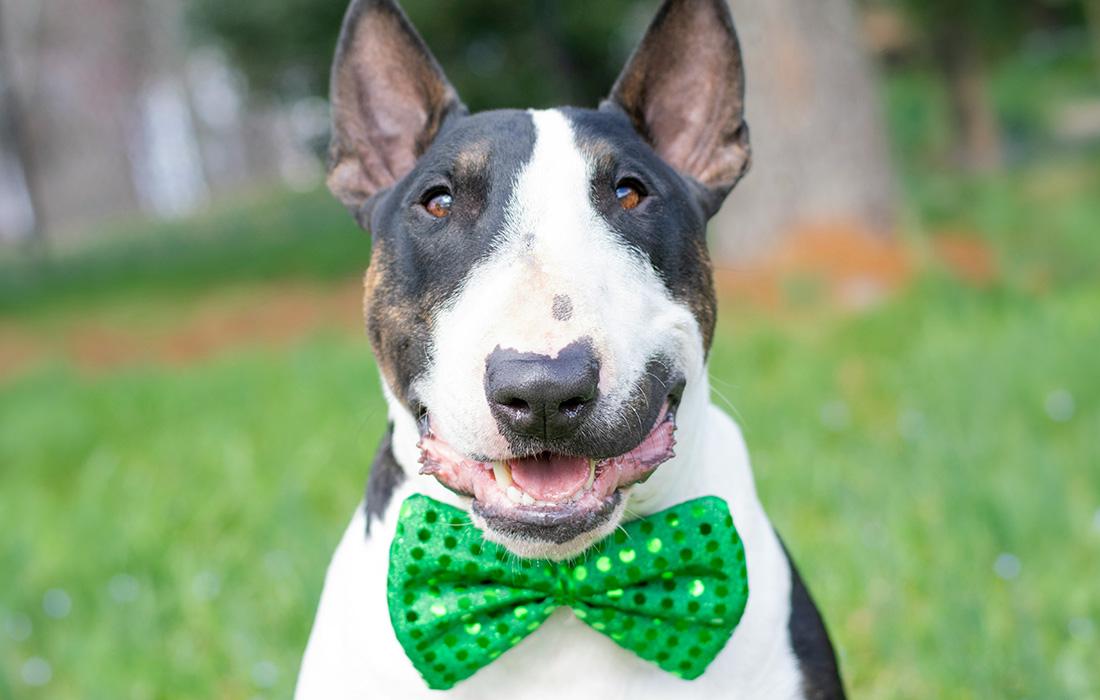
[295,0,845,697]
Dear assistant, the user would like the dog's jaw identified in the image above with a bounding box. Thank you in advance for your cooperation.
[472,495,628,561]
[380,357,712,560]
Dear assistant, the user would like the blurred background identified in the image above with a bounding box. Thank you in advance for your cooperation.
[1,0,1097,697]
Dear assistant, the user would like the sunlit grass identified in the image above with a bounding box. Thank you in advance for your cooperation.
[2,268,1097,698]
[2,63,1100,699]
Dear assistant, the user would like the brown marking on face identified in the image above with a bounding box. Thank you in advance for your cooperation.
[581,138,616,168]
[674,237,717,353]
[552,294,574,322]
[454,139,490,175]
[362,240,434,408]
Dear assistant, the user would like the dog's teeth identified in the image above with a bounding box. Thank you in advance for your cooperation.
[520,492,535,506]
[586,459,597,490]
[493,461,513,488]
[506,486,523,503]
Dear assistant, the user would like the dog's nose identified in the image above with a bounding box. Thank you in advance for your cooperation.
[485,342,600,441]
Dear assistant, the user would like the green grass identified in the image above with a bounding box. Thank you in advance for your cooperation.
[0,188,368,318]
[2,271,1096,699]
[3,58,1100,699]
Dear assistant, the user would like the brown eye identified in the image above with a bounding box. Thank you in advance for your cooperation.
[424,190,453,218]
[615,180,644,210]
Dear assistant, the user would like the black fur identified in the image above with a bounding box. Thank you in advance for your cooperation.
[566,106,718,350]
[784,542,847,698]
[551,295,573,322]
[364,424,405,534]
[362,110,536,408]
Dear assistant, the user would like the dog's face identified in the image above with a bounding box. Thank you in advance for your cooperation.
[329,0,749,559]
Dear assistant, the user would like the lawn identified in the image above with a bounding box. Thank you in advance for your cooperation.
[3,82,1100,700]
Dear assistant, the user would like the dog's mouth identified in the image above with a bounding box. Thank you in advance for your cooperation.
[416,400,678,552]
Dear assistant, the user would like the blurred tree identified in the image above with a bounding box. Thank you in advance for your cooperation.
[713,0,897,260]
[1087,0,1100,77]
[894,0,1032,171]
[188,0,655,109]
[869,0,1091,171]
[0,0,44,248]
[191,0,898,261]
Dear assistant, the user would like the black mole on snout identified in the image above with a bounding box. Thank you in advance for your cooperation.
[552,295,573,322]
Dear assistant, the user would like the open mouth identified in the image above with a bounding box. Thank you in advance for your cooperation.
[416,400,678,546]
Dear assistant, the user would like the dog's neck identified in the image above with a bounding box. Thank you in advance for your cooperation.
[381,370,715,520]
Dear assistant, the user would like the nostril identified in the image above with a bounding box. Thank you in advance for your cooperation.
[484,340,600,439]
[501,397,530,413]
[558,396,588,415]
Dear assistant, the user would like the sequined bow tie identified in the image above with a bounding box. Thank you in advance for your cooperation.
[387,494,749,690]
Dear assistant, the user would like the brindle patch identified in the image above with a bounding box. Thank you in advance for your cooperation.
[362,241,434,407]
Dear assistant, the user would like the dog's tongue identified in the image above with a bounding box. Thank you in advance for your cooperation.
[509,454,590,502]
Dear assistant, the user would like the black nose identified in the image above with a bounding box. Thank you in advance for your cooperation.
[484,341,600,441]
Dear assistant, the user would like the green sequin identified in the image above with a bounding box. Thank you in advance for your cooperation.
[387,494,749,690]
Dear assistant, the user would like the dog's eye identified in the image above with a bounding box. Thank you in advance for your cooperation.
[423,189,453,218]
[615,179,645,210]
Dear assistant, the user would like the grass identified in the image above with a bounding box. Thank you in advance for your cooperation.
[2,270,1096,699]
[2,63,1100,698]
[0,188,368,318]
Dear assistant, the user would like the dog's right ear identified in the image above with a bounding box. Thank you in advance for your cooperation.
[327,0,464,218]
[605,0,750,217]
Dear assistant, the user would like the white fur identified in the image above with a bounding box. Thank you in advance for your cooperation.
[296,110,805,697]
[420,110,703,463]
[295,398,804,699]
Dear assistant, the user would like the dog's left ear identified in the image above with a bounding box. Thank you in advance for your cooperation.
[605,0,750,216]
[327,0,465,218]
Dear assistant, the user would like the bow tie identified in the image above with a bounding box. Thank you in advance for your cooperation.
[387,494,749,690]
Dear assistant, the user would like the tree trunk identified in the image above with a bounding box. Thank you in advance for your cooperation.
[0,0,46,251]
[711,0,897,263]
[1085,0,1100,80]
[936,27,1002,172]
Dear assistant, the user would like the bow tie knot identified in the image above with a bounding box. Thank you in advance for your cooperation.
[387,494,749,690]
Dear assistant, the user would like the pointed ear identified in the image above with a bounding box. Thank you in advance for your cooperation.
[606,0,750,215]
[327,0,465,215]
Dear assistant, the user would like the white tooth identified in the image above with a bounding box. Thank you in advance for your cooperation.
[506,486,523,503]
[520,493,535,506]
[493,461,513,488]
[584,459,596,490]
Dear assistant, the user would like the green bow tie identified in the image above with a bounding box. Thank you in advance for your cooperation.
[387,494,749,690]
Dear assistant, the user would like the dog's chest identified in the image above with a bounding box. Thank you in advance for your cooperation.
[308,510,799,700]
[298,410,807,699]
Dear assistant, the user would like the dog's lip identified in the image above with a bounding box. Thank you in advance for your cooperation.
[473,492,621,528]
[416,399,678,526]
[471,491,624,545]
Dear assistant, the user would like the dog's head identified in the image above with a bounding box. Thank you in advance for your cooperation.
[330,0,749,559]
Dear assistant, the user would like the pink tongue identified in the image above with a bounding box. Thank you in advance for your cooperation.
[509,454,590,502]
